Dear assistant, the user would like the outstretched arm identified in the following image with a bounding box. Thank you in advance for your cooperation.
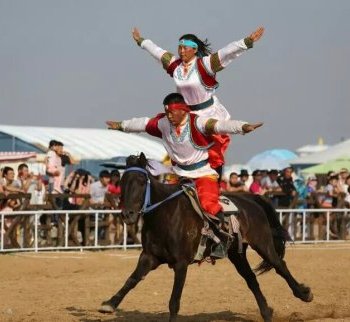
[106,117,150,133]
[204,26,265,73]
[196,117,263,135]
[132,27,176,70]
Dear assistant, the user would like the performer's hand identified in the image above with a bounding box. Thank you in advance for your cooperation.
[106,121,123,131]
[132,27,142,43]
[248,27,265,43]
[242,122,263,134]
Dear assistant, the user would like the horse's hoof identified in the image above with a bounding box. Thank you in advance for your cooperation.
[305,291,313,302]
[98,302,115,314]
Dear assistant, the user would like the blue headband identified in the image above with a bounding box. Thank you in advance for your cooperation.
[179,39,198,49]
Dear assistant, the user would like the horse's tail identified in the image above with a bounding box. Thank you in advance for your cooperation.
[249,195,292,275]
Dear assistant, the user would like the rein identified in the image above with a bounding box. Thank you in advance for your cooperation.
[123,166,185,214]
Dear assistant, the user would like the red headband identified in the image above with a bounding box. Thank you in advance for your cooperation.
[165,102,190,112]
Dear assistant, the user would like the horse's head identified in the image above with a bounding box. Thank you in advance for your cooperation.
[120,152,150,225]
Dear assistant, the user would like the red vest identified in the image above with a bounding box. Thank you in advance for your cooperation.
[166,58,219,90]
[145,113,213,149]
[145,113,227,169]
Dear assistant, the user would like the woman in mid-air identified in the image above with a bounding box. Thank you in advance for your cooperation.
[132,26,264,176]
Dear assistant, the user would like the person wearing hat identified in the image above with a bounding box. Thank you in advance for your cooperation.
[249,170,267,195]
[107,92,262,224]
[131,27,264,177]
[261,169,282,192]
[238,169,250,191]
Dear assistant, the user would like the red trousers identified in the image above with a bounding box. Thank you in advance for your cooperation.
[208,134,230,169]
[194,176,222,216]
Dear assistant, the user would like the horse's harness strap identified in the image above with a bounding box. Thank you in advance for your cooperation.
[123,166,186,215]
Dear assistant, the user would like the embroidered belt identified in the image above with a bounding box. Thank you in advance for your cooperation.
[188,97,214,111]
[176,159,209,171]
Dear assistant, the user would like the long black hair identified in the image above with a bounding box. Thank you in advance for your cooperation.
[179,34,211,57]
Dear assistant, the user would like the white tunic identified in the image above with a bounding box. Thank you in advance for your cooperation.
[140,38,249,119]
[121,115,246,178]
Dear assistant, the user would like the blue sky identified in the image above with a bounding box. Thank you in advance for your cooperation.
[0,0,349,163]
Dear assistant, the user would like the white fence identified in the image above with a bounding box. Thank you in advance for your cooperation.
[1,208,350,253]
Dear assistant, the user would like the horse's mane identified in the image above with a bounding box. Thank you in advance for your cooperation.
[125,153,180,195]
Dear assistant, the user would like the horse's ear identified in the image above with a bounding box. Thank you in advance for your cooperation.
[139,152,147,168]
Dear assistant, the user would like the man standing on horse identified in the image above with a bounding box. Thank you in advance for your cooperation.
[106,93,262,224]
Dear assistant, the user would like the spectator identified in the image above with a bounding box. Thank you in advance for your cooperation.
[1,198,21,247]
[262,169,282,192]
[64,169,92,206]
[56,141,73,188]
[108,169,121,195]
[322,175,341,208]
[17,163,46,205]
[277,167,297,207]
[338,168,349,194]
[46,140,64,193]
[0,167,24,193]
[226,172,246,192]
[238,169,250,191]
[249,170,266,195]
[90,170,111,204]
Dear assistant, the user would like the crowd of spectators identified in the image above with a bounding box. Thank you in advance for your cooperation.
[221,167,350,210]
[1,139,350,247]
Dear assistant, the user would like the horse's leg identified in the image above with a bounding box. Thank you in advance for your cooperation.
[228,244,273,322]
[169,261,188,322]
[251,240,313,303]
[99,251,160,313]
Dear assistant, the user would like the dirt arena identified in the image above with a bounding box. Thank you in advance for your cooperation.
[1,243,350,322]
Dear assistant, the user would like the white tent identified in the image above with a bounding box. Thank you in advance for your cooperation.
[0,124,167,161]
[291,138,350,166]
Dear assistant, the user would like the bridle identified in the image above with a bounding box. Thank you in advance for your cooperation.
[123,166,184,215]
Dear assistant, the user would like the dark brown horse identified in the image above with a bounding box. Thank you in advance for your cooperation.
[99,153,313,322]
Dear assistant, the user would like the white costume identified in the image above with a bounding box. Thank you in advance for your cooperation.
[140,38,251,119]
[121,115,247,178]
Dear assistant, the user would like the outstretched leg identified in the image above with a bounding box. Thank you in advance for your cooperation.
[99,251,160,313]
[251,238,313,303]
[228,244,273,322]
[169,261,188,322]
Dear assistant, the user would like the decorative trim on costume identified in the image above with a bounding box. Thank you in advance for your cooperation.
[204,118,218,135]
[137,37,145,47]
[196,59,219,90]
[190,115,214,150]
[161,52,174,70]
[210,52,224,73]
[244,37,253,49]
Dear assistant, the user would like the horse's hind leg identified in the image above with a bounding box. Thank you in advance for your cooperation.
[228,245,273,322]
[99,251,160,313]
[169,261,188,322]
[252,240,313,303]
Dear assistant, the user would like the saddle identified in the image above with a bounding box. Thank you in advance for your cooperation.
[181,183,243,262]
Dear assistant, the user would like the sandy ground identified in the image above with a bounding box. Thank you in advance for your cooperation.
[1,243,350,322]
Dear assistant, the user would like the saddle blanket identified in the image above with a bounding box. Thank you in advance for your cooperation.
[219,196,238,213]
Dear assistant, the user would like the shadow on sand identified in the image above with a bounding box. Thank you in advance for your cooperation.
[66,306,256,322]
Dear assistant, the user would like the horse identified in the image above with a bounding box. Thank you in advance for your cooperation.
[99,153,313,322]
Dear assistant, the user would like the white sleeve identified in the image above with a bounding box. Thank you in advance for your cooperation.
[217,38,248,68]
[214,119,247,134]
[121,117,150,133]
[195,116,247,135]
[141,39,168,63]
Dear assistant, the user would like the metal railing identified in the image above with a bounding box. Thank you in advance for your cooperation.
[1,208,350,253]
